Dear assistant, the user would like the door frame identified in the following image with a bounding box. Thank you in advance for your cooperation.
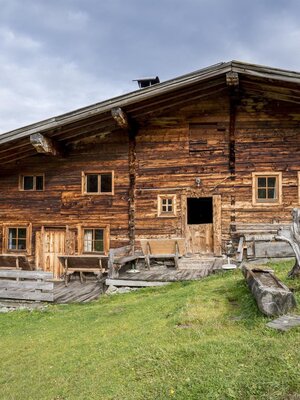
[35,225,69,277]
[181,192,222,256]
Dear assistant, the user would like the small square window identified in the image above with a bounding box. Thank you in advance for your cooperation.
[20,175,44,191]
[252,173,282,205]
[83,172,113,194]
[158,195,176,217]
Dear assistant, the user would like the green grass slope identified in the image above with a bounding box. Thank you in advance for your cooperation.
[0,261,300,400]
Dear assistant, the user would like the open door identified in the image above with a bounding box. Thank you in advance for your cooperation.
[185,195,221,256]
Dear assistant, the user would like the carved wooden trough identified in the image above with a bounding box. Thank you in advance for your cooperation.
[242,266,296,316]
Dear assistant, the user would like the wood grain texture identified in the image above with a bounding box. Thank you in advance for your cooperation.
[0,77,300,270]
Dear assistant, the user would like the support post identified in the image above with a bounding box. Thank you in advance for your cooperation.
[227,72,239,228]
[128,128,137,252]
[110,106,137,252]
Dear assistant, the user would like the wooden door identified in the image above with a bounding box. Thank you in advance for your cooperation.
[185,195,221,255]
[36,229,66,278]
[186,224,213,254]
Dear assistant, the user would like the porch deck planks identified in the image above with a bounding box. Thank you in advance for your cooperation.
[53,280,104,303]
[116,266,214,282]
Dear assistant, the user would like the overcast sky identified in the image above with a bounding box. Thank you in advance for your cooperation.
[1,0,300,134]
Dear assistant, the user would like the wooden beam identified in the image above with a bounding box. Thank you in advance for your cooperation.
[30,133,61,156]
[111,107,130,129]
[226,71,239,87]
[128,127,137,250]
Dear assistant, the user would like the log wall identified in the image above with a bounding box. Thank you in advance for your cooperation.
[0,88,300,265]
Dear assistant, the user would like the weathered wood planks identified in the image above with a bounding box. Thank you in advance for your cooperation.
[0,64,300,268]
[0,270,54,302]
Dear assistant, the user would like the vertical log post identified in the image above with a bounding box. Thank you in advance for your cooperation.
[226,71,239,230]
[128,128,137,251]
[111,107,137,252]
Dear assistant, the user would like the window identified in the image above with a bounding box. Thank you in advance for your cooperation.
[82,172,113,194]
[158,195,176,217]
[7,227,27,251]
[20,175,44,191]
[83,229,104,253]
[252,172,282,205]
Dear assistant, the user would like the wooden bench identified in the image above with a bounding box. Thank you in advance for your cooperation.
[108,245,139,278]
[58,255,107,286]
[140,238,186,269]
[0,254,31,270]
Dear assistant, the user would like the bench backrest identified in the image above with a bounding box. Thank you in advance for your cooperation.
[58,256,102,269]
[140,239,186,256]
[0,255,31,270]
[109,245,132,258]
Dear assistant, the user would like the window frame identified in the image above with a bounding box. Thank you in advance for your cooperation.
[252,172,282,205]
[78,225,109,255]
[2,224,32,254]
[82,171,114,195]
[157,194,177,217]
[19,174,45,191]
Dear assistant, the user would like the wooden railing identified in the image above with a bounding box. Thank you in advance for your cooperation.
[0,270,54,302]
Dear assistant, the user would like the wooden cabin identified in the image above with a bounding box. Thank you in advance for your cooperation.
[0,60,300,278]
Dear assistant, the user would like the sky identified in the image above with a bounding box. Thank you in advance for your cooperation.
[1,0,300,134]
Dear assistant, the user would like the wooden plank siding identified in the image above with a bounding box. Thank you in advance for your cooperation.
[0,63,300,270]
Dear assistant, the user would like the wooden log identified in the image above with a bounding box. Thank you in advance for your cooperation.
[111,107,129,129]
[128,128,137,249]
[226,71,239,87]
[30,133,61,156]
[242,265,296,316]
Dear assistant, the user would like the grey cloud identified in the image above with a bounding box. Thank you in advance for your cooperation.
[1,0,300,133]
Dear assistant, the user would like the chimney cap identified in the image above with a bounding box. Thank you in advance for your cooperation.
[133,76,160,88]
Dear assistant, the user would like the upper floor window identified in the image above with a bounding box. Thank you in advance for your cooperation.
[20,175,44,191]
[252,172,282,205]
[82,172,114,194]
[158,194,176,217]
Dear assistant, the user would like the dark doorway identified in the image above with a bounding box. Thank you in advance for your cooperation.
[187,197,213,224]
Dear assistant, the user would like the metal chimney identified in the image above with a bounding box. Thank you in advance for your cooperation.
[133,76,160,89]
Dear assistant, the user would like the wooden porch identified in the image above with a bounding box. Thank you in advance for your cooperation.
[106,255,223,287]
[0,253,223,304]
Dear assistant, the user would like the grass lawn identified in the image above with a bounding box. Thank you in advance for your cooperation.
[1,261,300,400]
